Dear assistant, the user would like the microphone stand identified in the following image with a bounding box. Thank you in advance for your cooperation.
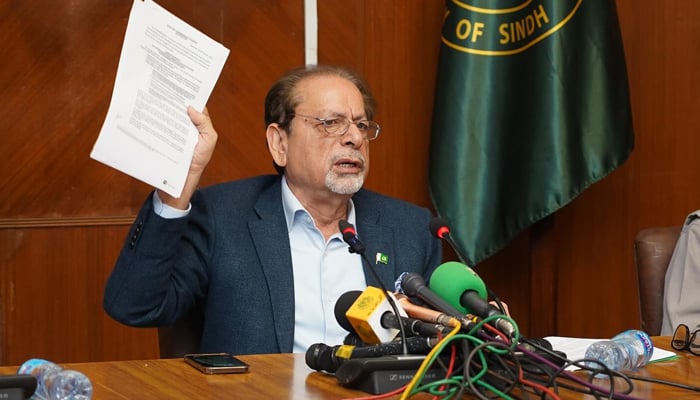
[431,217,509,316]
[334,221,446,395]
[339,221,409,355]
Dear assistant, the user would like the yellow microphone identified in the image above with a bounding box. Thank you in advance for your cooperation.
[344,286,408,344]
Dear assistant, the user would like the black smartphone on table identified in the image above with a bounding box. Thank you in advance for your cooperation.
[184,353,250,374]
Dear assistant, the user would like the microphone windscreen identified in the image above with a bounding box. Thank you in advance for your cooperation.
[335,290,363,332]
[428,261,488,314]
[338,220,355,234]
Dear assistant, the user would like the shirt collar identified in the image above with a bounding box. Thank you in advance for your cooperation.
[280,175,357,231]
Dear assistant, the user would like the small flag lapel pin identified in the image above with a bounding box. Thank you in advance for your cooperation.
[376,252,389,265]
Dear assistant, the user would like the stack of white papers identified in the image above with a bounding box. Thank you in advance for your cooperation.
[91,0,230,197]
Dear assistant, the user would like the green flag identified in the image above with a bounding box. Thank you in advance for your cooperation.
[429,0,634,265]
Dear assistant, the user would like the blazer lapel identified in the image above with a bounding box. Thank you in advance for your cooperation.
[354,192,398,291]
[248,180,295,352]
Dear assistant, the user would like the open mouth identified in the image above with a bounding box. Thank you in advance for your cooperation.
[334,158,363,173]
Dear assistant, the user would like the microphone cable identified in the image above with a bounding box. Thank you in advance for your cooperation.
[398,312,521,399]
[396,314,652,400]
[399,320,462,400]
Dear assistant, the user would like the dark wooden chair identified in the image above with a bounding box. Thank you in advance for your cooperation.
[157,306,204,358]
[633,226,682,336]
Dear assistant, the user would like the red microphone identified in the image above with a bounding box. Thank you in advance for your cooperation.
[338,220,365,254]
[429,217,470,265]
[431,218,451,240]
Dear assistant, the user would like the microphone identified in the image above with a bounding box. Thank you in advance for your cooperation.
[394,293,461,329]
[336,289,450,341]
[396,272,465,319]
[334,290,363,333]
[305,336,438,373]
[429,216,451,241]
[429,217,469,264]
[339,220,365,254]
[344,286,409,344]
[334,290,368,345]
[338,220,410,354]
[429,261,516,337]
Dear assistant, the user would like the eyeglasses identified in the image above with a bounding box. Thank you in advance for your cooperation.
[291,113,381,141]
[671,324,700,355]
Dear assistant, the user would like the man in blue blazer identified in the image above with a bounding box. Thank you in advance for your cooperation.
[103,65,442,355]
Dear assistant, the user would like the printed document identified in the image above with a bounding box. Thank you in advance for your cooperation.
[91,0,229,197]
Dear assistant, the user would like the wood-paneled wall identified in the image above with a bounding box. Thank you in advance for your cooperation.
[1,0,698,365]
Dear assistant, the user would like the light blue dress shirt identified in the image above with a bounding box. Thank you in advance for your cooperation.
[279,177,366,353]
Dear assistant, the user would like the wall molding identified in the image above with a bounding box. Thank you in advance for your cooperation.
[0,216,135,229]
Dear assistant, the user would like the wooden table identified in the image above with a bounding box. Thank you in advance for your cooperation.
[1,337,698,399]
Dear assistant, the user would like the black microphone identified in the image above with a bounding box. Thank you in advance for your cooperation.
[396,272,465,320]
[338,220,409,354]
[335,290,449,338]
[334,290,363,332]
[429,217,469,264]
[396,272,476,331]
[339,220,365,254]
[380,312,448,338]
[305,336,438,373]
[334,290,368,345]
[342,332,366,346]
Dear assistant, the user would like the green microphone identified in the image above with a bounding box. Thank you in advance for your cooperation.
[429,261,515,337]
[428,261,488,314]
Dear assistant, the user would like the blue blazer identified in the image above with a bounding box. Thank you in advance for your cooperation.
[104,175,442,355]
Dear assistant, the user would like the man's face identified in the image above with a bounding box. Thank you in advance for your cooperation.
[281,75,371,200]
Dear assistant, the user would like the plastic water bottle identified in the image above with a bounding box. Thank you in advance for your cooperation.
[583,329,654,373]
[17,359,93,400]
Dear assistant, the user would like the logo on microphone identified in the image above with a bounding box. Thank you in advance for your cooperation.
[355,295,377,311]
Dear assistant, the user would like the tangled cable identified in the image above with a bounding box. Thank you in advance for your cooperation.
[388,315,651,400]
